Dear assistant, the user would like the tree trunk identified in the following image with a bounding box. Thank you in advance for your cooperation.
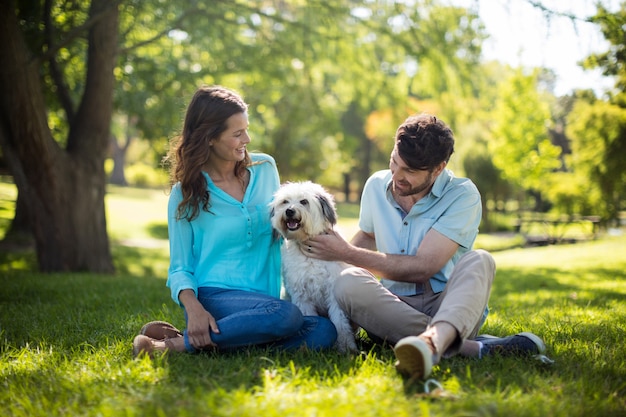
[109,114,137,186]
[358,137,372,200]
[0,0,118,272]
[342,173,351,203]
[341,100,371,202]
[109,134,129,186]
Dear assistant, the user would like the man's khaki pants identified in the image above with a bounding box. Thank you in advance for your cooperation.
[334,249,496,356]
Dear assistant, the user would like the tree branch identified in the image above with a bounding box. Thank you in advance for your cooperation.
[117,0,345,56]
[39,2,117,63]
[43,0,75,124]
[117,8,204,55]
[525,0,594,23]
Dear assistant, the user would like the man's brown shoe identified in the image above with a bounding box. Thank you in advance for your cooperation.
[140,321,183,340]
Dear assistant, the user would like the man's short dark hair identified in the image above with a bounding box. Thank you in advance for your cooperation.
[396,114,455,171]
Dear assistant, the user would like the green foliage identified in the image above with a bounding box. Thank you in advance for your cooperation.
[0,179,16,240]
[539,172,596,216]
[400,4,486,129]
[489,70,561,192]
[463,142,515,232]
[566,99,626,223]
[107,0,488,187]
[584,3,626,99]
[560,3,626,225]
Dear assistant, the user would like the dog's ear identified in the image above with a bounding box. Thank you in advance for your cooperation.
[316,194,337,226]
[269,207,282,241]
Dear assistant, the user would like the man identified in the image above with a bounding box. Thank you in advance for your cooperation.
[306,114,545,380]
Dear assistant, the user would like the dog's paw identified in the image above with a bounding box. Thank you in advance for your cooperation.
[335,334,358,354]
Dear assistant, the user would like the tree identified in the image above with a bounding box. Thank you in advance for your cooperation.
[463,146,514,231]
[488,69,561,210]
[0,0,118,272]
[110,0,256,185]
[328,1,486,195]
[571,3,626,225]
[567,99,626,224]
[583,3,626,104]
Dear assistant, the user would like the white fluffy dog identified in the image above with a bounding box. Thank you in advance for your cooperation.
[270,181,357,353]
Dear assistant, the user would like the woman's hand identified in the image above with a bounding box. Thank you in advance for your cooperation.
[179,290,220,349]
[186,308,219,349]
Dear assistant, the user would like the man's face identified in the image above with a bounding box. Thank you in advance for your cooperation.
[389,147,436,197]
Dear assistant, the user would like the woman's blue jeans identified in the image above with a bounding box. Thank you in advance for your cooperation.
[182,287,337,353]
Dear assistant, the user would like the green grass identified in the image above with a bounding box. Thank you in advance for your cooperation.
[105,184,170,245]
[1,182,625,416]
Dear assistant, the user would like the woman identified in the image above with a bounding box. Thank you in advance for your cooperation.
[133,86,337,357]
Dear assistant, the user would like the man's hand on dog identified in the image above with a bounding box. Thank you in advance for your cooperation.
[305,229,349,261]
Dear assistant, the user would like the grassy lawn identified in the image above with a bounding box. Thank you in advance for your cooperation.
[0,183,625,416]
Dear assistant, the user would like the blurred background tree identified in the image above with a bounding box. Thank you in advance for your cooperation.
[572,3,626,227]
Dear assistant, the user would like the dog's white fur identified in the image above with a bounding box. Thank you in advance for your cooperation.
[270,181,357,353]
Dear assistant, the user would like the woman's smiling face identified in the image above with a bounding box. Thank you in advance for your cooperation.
[210,112,250,163]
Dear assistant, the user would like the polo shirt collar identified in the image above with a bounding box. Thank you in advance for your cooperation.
[430,168,451,198]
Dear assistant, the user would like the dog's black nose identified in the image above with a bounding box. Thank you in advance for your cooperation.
[286,208,295,218]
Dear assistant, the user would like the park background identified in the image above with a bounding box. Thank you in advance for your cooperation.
[1,0,625,416]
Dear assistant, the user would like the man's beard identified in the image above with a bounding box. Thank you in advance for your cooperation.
[393,172,433,197]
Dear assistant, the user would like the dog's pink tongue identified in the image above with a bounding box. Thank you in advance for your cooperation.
[287,220,299,229]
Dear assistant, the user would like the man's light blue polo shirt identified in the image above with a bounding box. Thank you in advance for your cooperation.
[359,168,482,296]
[166,153,281,305]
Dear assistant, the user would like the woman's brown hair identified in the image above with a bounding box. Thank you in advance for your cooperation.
[165,86,251,221]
